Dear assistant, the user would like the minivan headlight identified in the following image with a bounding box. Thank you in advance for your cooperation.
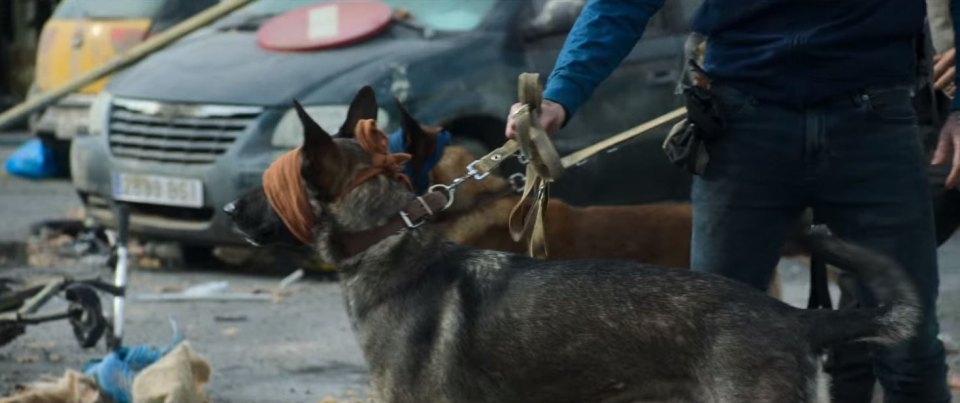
[271,105,390,148]
[87,91,112,137]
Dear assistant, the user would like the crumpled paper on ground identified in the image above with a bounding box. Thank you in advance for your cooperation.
[0,370,104,403]
[2,342,210,403]
[131,341,211,403]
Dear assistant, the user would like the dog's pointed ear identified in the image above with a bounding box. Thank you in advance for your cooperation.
[339,86,378,138]
[294,100,346,200]
[395,98,436,167]
[294,100,331,148]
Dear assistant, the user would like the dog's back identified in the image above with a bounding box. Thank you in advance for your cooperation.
[355,229,918,403]
[452,197,694,267]
[435,146,695,267]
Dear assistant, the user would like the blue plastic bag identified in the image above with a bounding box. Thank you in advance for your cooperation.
[3,138,64,179]
[84,320,183,403]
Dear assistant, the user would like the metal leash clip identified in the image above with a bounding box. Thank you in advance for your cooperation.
[465,160,490,181]
[508,173,526,193]
[427,184,457,211]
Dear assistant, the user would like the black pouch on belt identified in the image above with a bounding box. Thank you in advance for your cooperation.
[662,77,727,175]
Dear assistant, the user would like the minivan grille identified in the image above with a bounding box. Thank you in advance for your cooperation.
[108,98,262,164]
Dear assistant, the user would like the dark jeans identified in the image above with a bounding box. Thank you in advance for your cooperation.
[690,84,950,403]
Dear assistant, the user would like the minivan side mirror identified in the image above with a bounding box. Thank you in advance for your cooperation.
[521,0,585,41]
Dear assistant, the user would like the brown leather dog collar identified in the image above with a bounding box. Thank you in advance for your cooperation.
[339,191,450,257]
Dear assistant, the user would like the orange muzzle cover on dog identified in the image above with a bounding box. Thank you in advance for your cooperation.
[262,120,412,245]
[262,149,315,245]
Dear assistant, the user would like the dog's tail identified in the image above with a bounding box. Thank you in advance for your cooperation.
[797,225,922,350]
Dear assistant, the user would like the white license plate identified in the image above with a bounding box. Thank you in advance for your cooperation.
[112,173,204,208]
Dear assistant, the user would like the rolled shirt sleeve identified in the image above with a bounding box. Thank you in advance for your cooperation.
[543,0,666,121]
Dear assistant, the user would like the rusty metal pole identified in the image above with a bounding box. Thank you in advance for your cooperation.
[0,0,257,131]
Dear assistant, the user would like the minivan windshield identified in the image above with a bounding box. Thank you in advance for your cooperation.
[53,0,166,19]
[243,0,497,31]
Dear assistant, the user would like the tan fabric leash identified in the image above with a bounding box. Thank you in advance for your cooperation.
[507,73,560,258]
[471,73,688,258]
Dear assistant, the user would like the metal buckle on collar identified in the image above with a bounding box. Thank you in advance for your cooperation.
[400,196,434,229]
[400,210,425,229]
[399,192,454,229]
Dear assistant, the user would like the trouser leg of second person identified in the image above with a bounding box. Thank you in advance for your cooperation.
[812,86,949,403]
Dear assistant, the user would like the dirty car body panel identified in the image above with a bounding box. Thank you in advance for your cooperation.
[71,0,700,246]
[31,0,217,140]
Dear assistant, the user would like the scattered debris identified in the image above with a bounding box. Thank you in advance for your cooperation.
[84,321,183,403]
[137,281,271,302]
[318,395,366,403]
[135,256,165,270]
[137,275,310,303]
[25,341,55,350]
[64,207,85,221]
[270,289,294,303]
[0,370,102,403]
[247,269,307,303]
[25,219,110,269]
[317,389,368,403]
[138,241,187,270]
[22,342,61,363]
[183,281,229,296]
[279,269,305,289]
[15,355,39,364]
[213,315,247,323]
[131,341,211,403]
[211,246,257,266]
[136,293,271,302]
[157,285,186,294]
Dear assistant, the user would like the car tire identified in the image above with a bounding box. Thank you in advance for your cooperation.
[181,244,215,265]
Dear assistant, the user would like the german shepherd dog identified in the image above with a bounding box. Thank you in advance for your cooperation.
[226,88,921,402]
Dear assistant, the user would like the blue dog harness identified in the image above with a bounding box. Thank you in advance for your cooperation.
[388,128,451,194]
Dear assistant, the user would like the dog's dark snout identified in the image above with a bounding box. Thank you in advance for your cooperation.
[223,201,237,216]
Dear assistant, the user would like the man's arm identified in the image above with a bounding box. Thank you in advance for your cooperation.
[932,0,960,186]
[543,0,666,121]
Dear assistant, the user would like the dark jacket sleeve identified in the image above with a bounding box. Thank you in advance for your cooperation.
[543,0,666,120]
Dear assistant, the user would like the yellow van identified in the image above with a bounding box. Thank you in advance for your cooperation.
[31,0,216,142]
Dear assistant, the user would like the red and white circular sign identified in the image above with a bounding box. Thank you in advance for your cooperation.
[257,0,393,52]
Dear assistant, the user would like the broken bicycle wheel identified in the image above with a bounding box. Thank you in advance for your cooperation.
[65,284,106,349]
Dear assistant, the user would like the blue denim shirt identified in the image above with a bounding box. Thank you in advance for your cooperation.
[544,0,928,117]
